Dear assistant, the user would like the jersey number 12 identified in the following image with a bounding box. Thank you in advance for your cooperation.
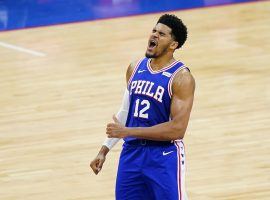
[134,99,150,119]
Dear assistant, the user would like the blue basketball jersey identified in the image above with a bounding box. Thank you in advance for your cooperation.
[125,57,188,142]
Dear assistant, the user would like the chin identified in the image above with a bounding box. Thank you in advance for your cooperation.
[145,52,156,58]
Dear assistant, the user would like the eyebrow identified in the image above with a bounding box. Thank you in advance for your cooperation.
[159,31,166,35]
[152,28,167,35]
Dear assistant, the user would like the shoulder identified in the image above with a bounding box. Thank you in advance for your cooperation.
[126,59,144,83]
[172,68,195,99]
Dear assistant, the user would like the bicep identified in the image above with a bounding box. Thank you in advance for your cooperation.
[170,71,195,127]
[126,60,140,85]
[126,64,133,85]
[170,94,194,125]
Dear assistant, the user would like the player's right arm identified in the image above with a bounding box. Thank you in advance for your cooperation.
[90,61,137,175]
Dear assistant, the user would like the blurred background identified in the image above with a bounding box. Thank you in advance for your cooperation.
[0,0,269,200]
[0,0,262,31]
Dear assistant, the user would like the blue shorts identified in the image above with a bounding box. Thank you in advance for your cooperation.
[116,140,187,200]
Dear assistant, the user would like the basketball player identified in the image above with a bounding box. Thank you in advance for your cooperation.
[90,14,195,200]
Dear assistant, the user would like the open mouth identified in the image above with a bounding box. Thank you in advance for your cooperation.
[148,39,157,50]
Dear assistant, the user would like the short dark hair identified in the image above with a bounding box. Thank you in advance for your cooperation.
[157,14,188,49]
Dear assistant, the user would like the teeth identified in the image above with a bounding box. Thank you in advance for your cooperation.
[149,40,156,47]
[148,39,157,49]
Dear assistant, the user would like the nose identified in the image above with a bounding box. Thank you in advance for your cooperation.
[152,31,158,39]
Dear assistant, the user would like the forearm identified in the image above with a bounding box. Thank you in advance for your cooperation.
[126,121,186,141]
[102,137,120,152]
[98,145,110,156]
[102,88,129,151]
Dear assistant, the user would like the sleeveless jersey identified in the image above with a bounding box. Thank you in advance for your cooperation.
[125,57,189,142]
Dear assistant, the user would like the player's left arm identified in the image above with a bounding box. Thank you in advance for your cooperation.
[106,69,195,141]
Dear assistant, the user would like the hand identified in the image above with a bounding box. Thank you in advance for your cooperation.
[90,153,106,175]
[106,115,128,138]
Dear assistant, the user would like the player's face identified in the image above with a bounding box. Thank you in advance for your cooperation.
[145,23,176,58]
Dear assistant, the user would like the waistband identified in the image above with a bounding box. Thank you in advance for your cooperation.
[124,139,173,146]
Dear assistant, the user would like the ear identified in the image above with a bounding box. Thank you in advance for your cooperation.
[170,40,179,50]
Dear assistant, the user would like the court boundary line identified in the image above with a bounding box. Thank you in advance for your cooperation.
[0,41,46,57]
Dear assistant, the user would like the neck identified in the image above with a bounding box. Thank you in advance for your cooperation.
[150,54,175,71]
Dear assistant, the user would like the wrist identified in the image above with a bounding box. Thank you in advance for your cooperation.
[99,145,110,156]
[124,127,132,138]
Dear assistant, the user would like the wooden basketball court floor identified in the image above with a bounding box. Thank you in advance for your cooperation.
[0,1,269,200]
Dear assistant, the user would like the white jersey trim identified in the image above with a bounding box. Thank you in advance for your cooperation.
[174,140,188,200]
[168,65,187,98]
[147,58,179,74]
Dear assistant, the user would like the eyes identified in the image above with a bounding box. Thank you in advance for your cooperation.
[152,29,166,36]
